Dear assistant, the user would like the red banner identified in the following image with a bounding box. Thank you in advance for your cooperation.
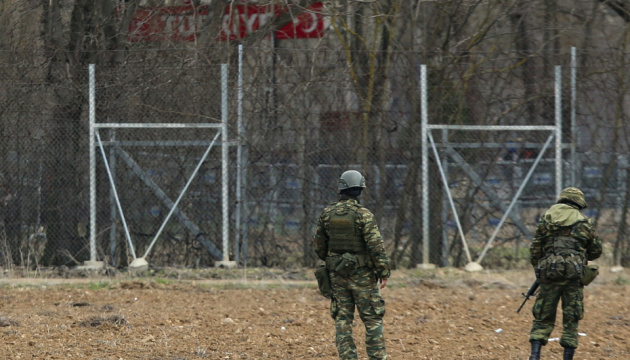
[219,2,324,41]
[126,3,324,42]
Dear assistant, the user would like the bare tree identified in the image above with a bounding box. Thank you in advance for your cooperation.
[38,0,147,266]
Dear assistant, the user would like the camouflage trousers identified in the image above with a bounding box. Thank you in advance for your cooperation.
[530,283,584,349]
[329,266,387,360]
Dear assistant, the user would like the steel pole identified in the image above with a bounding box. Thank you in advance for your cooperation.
[555,65,563,195]
[421,64,430,266]
[89,64,97,262]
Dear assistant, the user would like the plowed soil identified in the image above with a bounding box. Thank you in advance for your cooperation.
[0,267,629,360]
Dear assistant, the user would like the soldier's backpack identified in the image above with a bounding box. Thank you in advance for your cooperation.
[536,235,586,283]
[327,203,366,255]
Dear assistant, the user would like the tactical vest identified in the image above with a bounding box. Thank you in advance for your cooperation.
[537,229,587,283]
[327,202,366,254]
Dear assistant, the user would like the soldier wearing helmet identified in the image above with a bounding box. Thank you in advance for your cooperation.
[314,170,390,360]
[527,187,602,360]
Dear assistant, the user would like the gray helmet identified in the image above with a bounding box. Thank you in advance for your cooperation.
[557,187,587,209]
[338,170,366,190]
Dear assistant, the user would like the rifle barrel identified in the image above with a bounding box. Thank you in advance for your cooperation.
[516,279,539,313]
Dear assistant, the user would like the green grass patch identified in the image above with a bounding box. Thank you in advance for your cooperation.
[197,281,317,291]
[154,278,173,285]
[87,281,112,290]
[470,246,531,270]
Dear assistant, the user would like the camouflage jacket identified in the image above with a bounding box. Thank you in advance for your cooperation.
[314,197,391,279]
[530,203,602,267]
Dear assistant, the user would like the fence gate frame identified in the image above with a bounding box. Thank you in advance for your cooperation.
[419,64,568,271]
[83,64,236,270]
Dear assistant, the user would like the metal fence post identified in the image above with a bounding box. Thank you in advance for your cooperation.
[419,64,434,269]
[82,64,104,269]
[555,65,563,195]
[218,63,236,268]
[570,47,577,186]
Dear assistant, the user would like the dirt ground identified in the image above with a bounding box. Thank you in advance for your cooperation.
[0,267,629,360]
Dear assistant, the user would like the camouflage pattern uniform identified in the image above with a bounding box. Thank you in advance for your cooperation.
[529,188,602,351]
[314,195,391,360]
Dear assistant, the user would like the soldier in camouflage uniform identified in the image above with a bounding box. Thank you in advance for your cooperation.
[314,170,391,360]
[528,187,602,360]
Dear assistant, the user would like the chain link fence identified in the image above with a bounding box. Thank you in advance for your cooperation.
[0,47,627,271]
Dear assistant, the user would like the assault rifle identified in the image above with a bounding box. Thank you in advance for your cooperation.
[516,279,540,313]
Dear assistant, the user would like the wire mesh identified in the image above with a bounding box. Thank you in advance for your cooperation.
[0,46,627,270]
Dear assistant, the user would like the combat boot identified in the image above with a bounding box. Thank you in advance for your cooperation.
[528,340,542,360]
[563,347,575,360]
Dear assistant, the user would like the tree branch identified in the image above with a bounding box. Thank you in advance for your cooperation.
[599,0,630,22]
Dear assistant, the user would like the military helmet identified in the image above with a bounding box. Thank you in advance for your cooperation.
[557,187,587,209]
[338,170,366,190]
